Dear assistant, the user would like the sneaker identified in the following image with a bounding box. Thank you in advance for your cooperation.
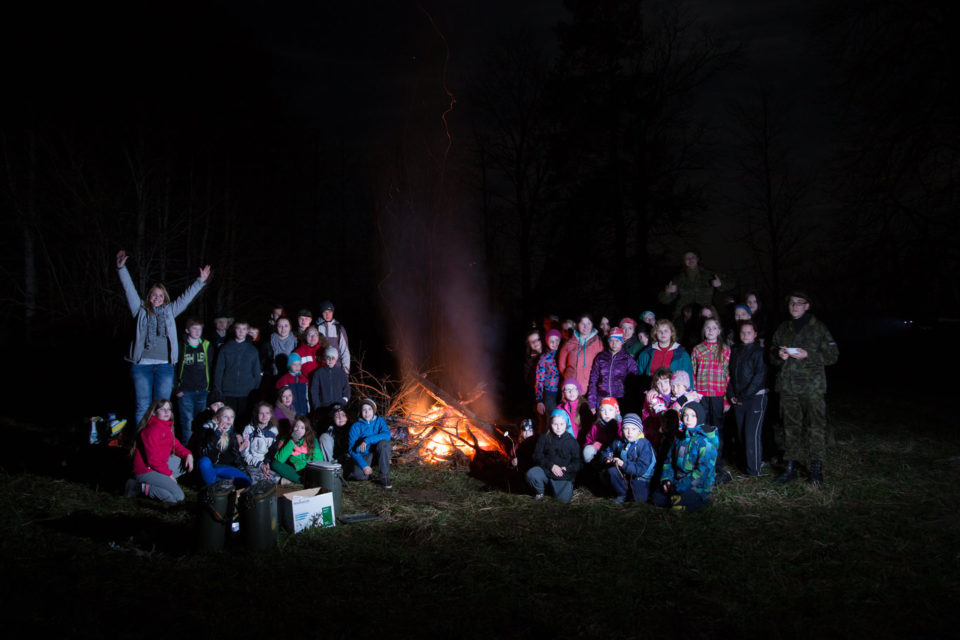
[381,480,393,489]
[612,496,626,505]
[533,493,544,501]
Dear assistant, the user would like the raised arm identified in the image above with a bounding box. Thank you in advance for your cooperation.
[115,250,142,317]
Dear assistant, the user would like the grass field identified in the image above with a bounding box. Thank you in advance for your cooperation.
[2,389,958,639]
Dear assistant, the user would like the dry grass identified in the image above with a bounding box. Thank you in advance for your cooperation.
[1,391,959,638]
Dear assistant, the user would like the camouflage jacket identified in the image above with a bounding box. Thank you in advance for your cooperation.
[769,314,839,395]
[657,266,734,319]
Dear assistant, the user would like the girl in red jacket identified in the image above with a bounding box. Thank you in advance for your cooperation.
[128,398,194,503]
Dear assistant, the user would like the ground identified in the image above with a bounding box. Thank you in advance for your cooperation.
[1,389,958,639]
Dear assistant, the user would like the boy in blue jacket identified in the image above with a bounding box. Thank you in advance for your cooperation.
[347,398,392,488]
[651,402,718,512]
[601,413,656,504]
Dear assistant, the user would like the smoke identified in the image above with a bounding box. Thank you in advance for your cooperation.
[378,194,501,421]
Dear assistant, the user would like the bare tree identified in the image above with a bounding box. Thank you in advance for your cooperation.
[727,90,813,302]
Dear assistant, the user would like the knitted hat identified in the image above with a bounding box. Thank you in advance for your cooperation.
[641,311,655,323]
[620,317,637,329]
[621,413,644,435]
[599,397,620,414]
[545,328,563,342]
[669,370,691,388]
[324,346,339,359]
[733,304,752,317]
[287,353,302,368]
[562,378,582,394]
[608,327,624,341]
[360,397,377,413]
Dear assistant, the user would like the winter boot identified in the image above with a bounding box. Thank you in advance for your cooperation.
[809,460,824,487]
[775,461,798,484]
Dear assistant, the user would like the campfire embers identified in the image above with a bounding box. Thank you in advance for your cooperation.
[389,374,507,466]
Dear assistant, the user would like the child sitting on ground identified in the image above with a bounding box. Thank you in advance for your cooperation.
[197,406,252,488]
[128,398,194,503]
[241,402,279,484]
[526,409,582,503]
[270,415,323,484]
[347,398,392,489]
[582,397,622,463]
[275,353,310,416]
[651,402,718,512]
[601,413,656,504]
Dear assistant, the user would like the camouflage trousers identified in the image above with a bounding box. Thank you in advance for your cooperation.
[780,394,827,462]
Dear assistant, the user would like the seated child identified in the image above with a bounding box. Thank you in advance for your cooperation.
[241,402,280,484]
[197,406,252,488]
[270,415,323,484]
[525,409,582,503]
[318,403,348,463]
[128,398,194,503]
[583,397,621,463]
[275,353,310,416]
[641,367,674,448]
[347,398,392,489]
[651,402,718,512]
[601,413,656,504]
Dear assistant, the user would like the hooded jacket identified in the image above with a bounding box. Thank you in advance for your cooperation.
[557,330,603,393]
[661,402,718,499]
[587,349,639,409]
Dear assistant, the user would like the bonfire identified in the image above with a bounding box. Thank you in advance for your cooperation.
[351,366,508,466]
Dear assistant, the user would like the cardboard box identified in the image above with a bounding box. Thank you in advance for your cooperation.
[279,487,336,533]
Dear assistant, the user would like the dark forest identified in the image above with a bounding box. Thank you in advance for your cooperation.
[2,0,957,418]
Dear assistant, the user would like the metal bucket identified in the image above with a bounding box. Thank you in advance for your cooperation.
[198,479,236,553]
[305,460,342,523]
[238,480,278,551]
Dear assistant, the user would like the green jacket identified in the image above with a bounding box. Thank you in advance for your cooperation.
[657,266,733,319]
[769,314,839,395]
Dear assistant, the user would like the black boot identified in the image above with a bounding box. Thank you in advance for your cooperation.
[809,460,823,487]
[775,461,798,484]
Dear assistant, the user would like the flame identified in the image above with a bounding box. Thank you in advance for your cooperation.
[403,402,505,463]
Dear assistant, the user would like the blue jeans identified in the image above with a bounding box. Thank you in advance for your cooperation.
[176,390,208,446]
[197,457,251,488]
[131,363,175,425]
[607,466,650,502]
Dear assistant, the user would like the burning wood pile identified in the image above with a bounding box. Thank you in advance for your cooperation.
[388,374,507,465]
[351,365,507,466]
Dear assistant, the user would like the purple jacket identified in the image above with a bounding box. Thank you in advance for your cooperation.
[587,350,639,409]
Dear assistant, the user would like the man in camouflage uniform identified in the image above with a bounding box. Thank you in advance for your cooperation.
[770,291,839,486]
[657,249,735,322]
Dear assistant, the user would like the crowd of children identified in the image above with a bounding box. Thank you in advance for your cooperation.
[520,249,839,509]
[118,247,838,511]
[117,250,390,502]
